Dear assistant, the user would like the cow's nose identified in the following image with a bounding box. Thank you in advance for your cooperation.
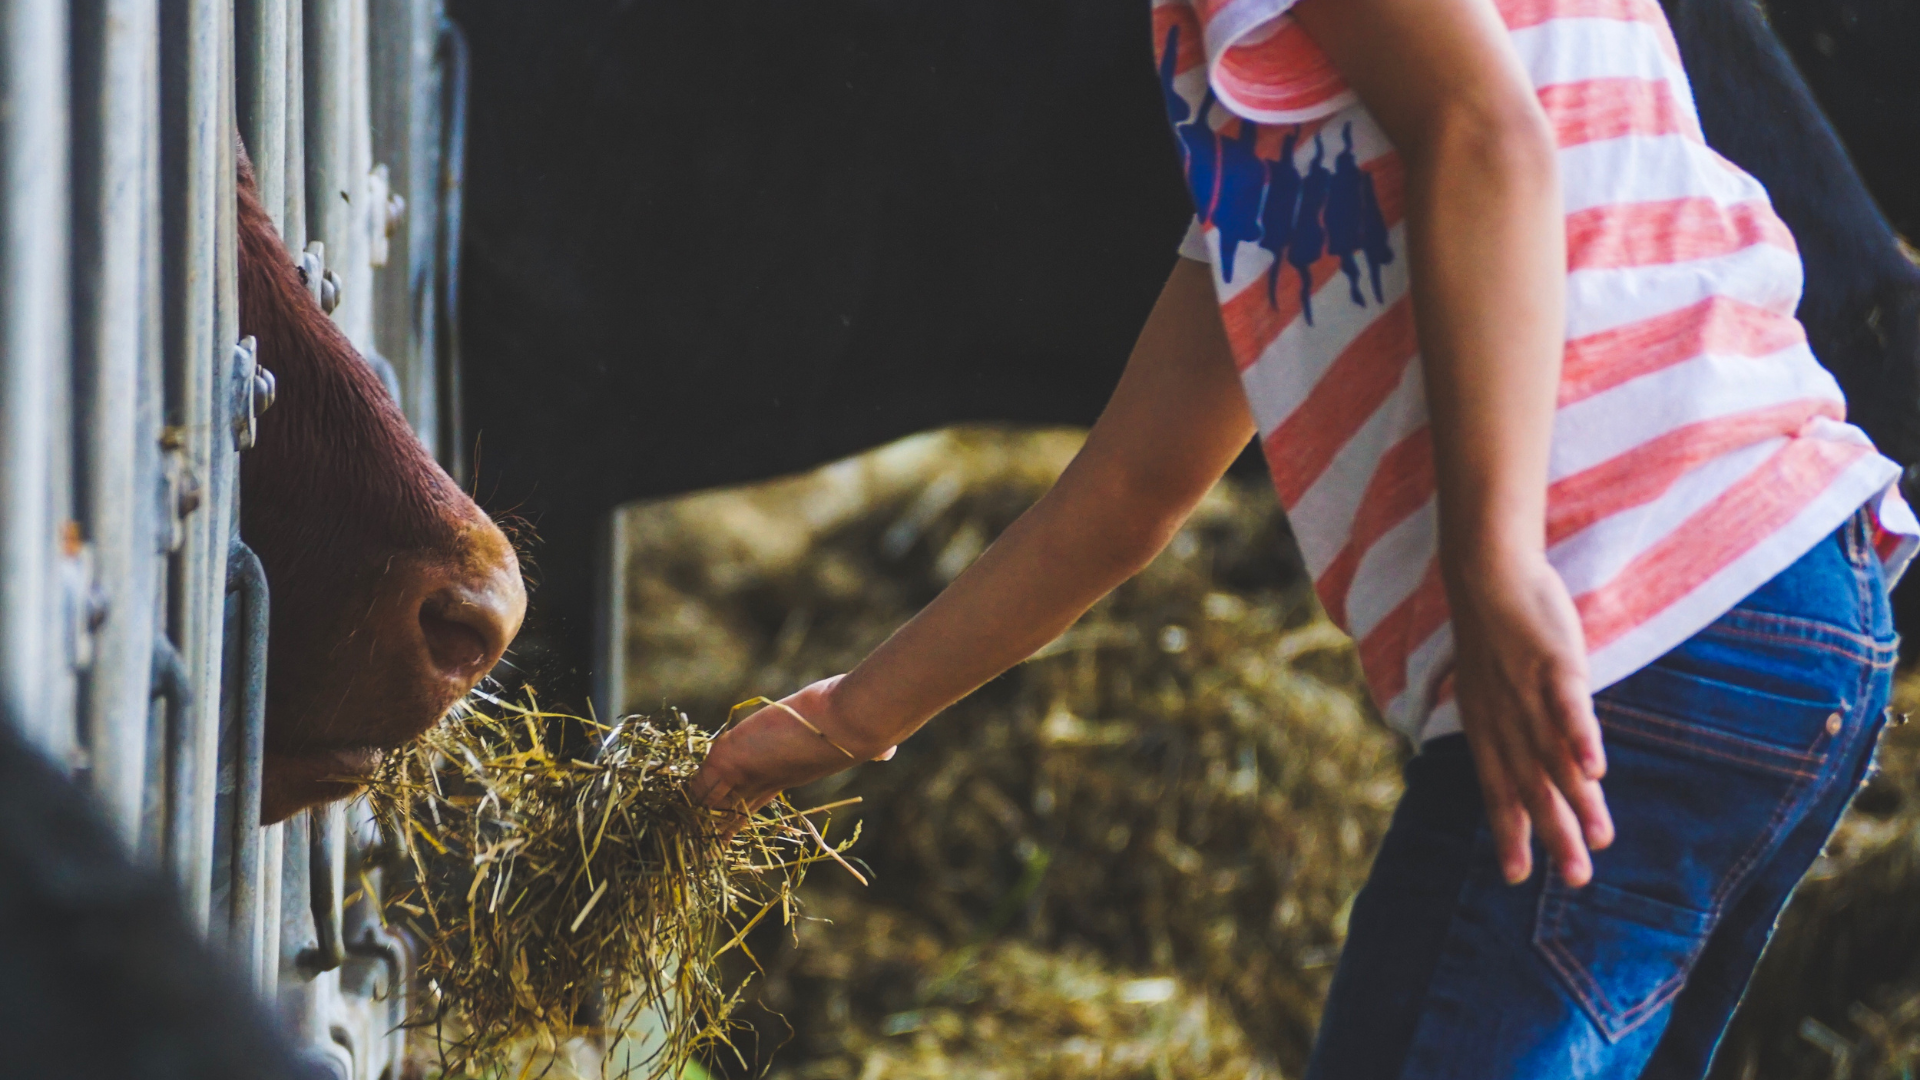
[418,561,524,685]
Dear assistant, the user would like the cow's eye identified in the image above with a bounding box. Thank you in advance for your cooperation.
[297,266,309,286]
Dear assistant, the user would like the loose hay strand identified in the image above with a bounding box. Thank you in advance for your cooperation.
[367,697,853,1079]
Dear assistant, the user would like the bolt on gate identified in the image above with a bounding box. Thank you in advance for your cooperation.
[0,0,469,1074]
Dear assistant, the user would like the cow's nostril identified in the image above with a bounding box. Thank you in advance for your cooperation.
[418,586,514,680]
[421,608,489,674]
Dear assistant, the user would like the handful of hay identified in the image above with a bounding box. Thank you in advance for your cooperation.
[369,693,856,1079]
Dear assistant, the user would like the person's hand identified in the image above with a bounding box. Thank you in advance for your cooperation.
[687,675,895,830]
[1447,548,1613,888]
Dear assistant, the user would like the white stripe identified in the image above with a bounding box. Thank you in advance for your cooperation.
[1559,134,1768,215]
[1382,622,1455,742]
[1567,243,1806,338]
[1509,18,1689,90]
[1585,453,1900,689]
[1235,224,1411,425]
[1549,347,1844,481]
[1346,500,1439,641]
[1549,436,1786,594]
[1283,357,1427,571]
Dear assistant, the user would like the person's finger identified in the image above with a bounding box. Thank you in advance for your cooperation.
[1528,770,1593,888]
[1518,697,1614,856]
[1497,713,1593,887]
[1541,669,1614,850]
[1466,718,1532,885]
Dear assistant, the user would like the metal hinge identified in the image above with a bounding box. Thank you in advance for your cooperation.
[59,521,106,672]
[299,240,342,315]
[158,430,202,554]
[367,163,406,269]
[231,336,276,451]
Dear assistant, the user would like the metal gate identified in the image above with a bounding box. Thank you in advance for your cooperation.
[0,0,467,1074]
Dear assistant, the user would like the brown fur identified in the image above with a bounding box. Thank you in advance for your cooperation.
[234,153,524,822]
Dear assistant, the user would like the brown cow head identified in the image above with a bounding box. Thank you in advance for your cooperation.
[235,160,526,823]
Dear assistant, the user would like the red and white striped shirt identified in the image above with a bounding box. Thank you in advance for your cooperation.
[1156,0,1918,742]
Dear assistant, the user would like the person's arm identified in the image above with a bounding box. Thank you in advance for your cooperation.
[1290,0,1612,886]
[696,0,1614,889]
[688,257,1256,811]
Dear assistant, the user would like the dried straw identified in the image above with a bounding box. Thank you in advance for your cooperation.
[367,692,857,1079]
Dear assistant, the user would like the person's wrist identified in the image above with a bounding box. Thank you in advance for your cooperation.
[804,674,900,762]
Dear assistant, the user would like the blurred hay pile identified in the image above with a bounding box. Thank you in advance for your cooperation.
[737,890,1273,1080]
[370,696,850,1079]
[620,425,1920,1079]
[621,427,1402,1076]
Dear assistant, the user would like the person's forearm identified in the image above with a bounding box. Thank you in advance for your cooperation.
[830,460,1186,750]
[824,259,1256,754]
[1291,0,1566,573]
[1408,113,1564,574]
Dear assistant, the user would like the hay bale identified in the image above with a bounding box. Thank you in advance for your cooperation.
[370,696,851,1079]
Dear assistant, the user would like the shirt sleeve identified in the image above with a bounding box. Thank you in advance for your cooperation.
[1196,0,1355,124]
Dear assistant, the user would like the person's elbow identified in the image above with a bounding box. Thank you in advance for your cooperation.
[1407,93,1558,191]
[1076,455,1221,568]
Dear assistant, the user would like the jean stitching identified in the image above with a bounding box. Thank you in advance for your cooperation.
[1540,707,1844,1041]
[1697,619,1897,667]
[1595,700,1826,775]
[1535,887,1697,1040]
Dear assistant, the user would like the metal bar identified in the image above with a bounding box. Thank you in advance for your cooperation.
[434,16,468,481]
[0,0,73,761]
[304,0,345,300]
[284,0,305,250]
[226,539,269,980]
[236,0,288,233]
[159,0,224,930]
[595,510,629,720]
[72,0,164,844]
[301,802,347,973]
[258,819,283,992]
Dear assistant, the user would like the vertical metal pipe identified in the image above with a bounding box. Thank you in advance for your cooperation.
[226,539,269,979]
[72,0,164,843]
[434,17,467,481]
[283,0,305,250]
[304,0,344,294]
[0,0,72,761]
[595,511,629,720]
[259,818,283,993]
[236,0,287,234]
[159,0,222,930]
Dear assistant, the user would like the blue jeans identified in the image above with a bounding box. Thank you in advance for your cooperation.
[1306,510,1899,1080]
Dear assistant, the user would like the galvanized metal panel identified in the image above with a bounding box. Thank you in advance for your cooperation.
[72,0,166,844]
[0,0,74,762]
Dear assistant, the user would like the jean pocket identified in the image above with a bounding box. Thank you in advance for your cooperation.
[1595,661,1847,780]
[1533,877,1713,1041]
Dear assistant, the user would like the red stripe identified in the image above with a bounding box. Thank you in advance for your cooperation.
[1153,4,1207,77]
[1567,197,1796,272]
[1264,298,1420,506]
[1315,428,1434,629]
[1215,19,1350,117]
[1219,154,1404,367]
[1496,0,1669,31]
[1547,400,1843,545]
[1357,559,1451,706]
[1574,436,1868,649]
[1559,296,1807,406]
[1540,78,1699,149]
